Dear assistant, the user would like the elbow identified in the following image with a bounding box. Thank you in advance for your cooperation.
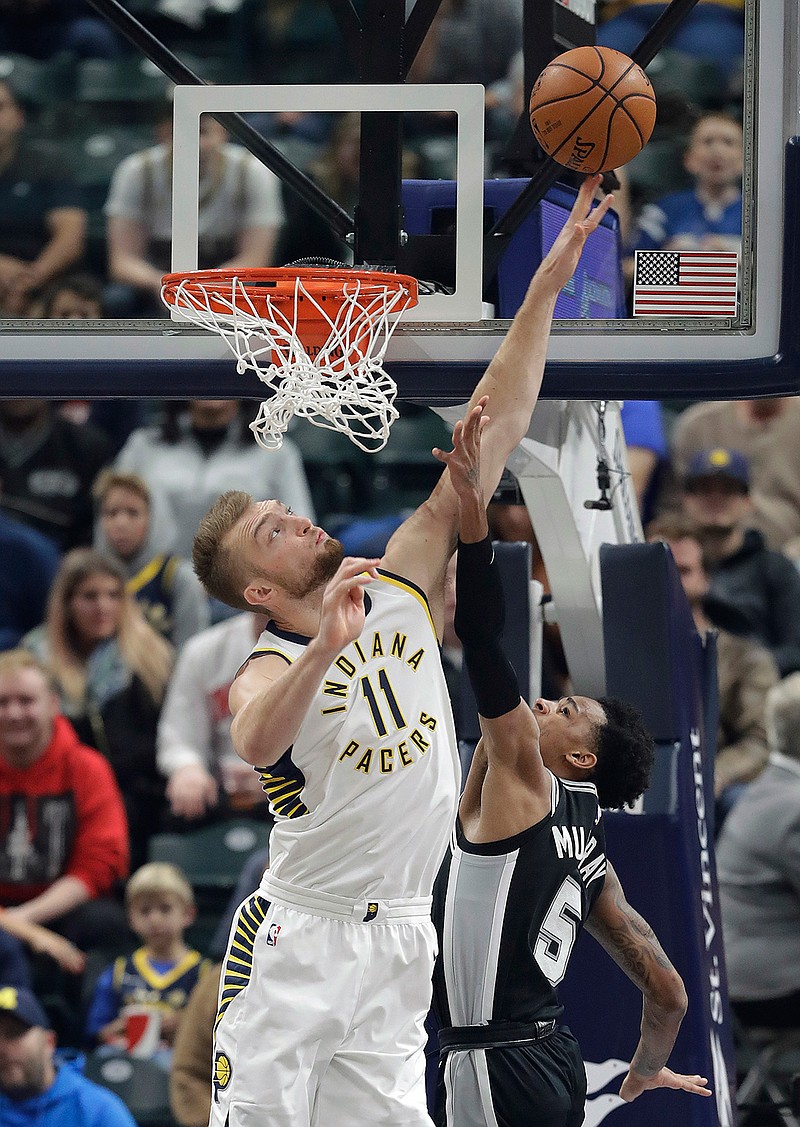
[230,712,279,768]
[229,715,259,766]
[656,972,689,1022]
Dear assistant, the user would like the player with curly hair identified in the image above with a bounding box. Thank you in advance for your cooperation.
[430,401,713,1127]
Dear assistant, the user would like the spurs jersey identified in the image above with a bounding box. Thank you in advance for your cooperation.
[433,772,607,1028]
[246,569,460,900]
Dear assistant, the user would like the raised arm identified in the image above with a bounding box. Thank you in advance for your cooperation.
[438,403,551,829]
[384,175,613,601]
[230,557,379,766]
[585,863,712,1103]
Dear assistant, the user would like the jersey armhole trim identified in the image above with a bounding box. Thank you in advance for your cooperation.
[235,648,294,679]
[376,568,436,635]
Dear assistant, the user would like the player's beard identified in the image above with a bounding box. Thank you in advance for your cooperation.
[281,537,345,599]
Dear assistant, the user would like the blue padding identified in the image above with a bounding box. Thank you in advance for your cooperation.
[401,178,626,319]
[554,540,737,1125]
[600,541,702,743]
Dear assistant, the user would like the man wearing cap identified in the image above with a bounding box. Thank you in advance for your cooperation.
[681,447,800,677]
[0,984,136,1125]
[669,397,800,553]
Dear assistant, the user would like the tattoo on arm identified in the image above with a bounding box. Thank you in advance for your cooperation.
[587,873,675,992]
[587,868,686,1077]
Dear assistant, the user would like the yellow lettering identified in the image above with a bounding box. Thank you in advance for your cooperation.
[353,640,367,664]
[419,711,437,731]
[406,648,424,672]
[380,747,394,773]
[371,632,384,658]
[335,656,356,678]
[391,633,407,659]
[410,728,430,754]
[323,680,349,698]
[355,748,373,774]
[398,741,412,767]
[339,740,359,761]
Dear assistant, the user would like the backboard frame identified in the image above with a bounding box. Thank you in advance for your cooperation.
[0,0,797,401]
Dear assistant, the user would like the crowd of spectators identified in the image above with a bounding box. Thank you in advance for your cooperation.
[0,3,776,1124]
[0,0,745,320]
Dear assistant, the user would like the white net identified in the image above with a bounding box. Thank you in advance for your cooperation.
[162,272,416,452]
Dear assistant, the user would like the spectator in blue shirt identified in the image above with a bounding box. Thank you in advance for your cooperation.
[0,984,136,1126]
[0,511,60,652]
[620,400,669,525]
[632,112,742,255]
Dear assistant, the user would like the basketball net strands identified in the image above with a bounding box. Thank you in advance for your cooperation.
[161,267,419,452]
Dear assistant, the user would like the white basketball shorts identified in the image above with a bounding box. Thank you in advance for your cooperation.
[209,872,438,1127]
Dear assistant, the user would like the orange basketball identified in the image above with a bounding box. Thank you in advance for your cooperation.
[529,45,656,174]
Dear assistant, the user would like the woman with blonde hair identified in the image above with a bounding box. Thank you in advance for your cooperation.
[23,548,174,866]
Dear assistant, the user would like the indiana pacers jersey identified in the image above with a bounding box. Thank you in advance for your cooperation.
[127,553,180,640]
[111,946,208,1015]
[433,772,607,1029]
[246,568,461,900]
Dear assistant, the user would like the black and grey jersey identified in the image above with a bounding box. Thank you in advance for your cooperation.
[432,770,607,1029]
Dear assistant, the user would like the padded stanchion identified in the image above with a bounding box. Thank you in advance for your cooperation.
[559,542,737,1127]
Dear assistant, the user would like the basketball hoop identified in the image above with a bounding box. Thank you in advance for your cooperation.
[161,267,418,452]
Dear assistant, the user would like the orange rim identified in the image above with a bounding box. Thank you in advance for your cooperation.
[161,266,419,322]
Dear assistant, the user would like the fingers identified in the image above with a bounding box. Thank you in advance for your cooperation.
[674,1075,712,1096]
[336,556,381,579]
[329,557,381,591]
[584,191,615,229]
[462,400,490,442]
[569,173,613,234]
[573,173,602,213]
[434,398,491,464]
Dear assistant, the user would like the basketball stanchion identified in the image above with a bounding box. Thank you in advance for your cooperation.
[161,267,419,453]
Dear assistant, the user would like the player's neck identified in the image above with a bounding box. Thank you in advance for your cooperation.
[269,588,327,639]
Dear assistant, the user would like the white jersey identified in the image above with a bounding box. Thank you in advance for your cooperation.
[246,569,461,900]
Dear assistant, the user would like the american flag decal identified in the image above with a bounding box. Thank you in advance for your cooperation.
[633,251,738,317]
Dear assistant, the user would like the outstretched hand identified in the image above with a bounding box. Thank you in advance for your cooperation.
[317,556,380,655]
[433,397,489,503]
[619,1067,712,1103]
[537,174,614,295]
[433,398,490,542]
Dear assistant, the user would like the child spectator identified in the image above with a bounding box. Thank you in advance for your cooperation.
[85,862,209,1069]
[93,469,210,651]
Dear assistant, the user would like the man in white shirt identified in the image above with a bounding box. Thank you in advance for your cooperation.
[104,109,285,316]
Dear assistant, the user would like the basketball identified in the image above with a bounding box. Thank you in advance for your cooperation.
[528,45,656,174]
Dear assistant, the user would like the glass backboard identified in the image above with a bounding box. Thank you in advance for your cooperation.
[0,0,795,404]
